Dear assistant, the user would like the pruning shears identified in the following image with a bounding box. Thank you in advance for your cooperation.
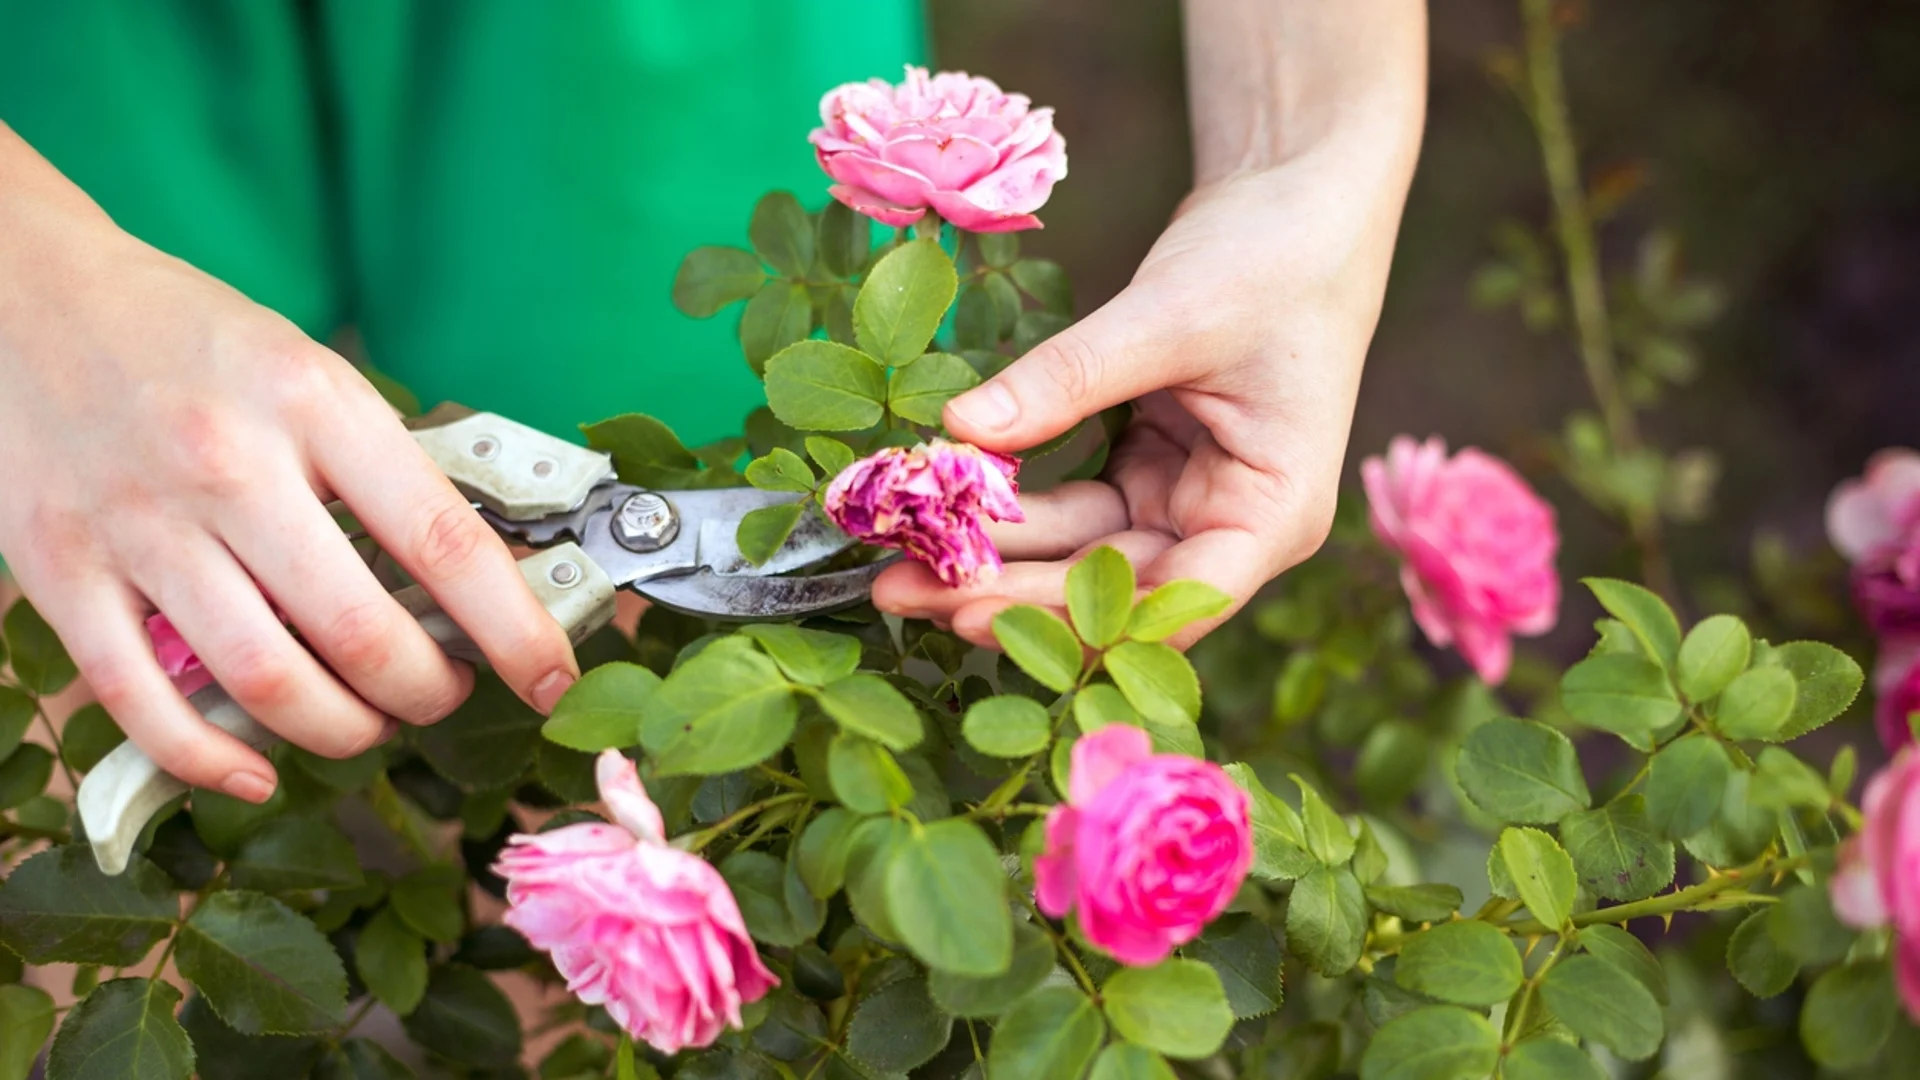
[78,405,883,874]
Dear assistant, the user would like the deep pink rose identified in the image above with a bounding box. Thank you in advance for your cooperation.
[1874,636,1920,751]
[147,613,215,696]
[1830,747,1920,1021]
[1034,725,1253,966]
[1828,448,1920,635]
[810,65,1067,233]
[494,751,777,1054]
[1361,436,1560,685]
[822,439,1024,587]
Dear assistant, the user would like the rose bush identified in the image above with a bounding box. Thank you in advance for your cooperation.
[0,24,1914,1080]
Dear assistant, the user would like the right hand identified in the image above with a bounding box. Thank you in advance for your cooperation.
[0,132,580,803]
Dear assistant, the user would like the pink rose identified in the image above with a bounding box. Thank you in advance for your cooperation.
[1830,747,1920,1021]
[1034,725,1253,966]
[1361,436,1560,685]
[1874,636,1920,751]
[822,439,1024,587]
[147,613,215,696]
[810,65,1067,233]
[494,751,777,1054]
[1828,448,1920,635]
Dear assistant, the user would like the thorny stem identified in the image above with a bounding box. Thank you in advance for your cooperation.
[35,703,81,796]
[1502,935,1569,1045]
[679,792,808,853]
[1017,891,1098,997]
[1503,852,1807,937]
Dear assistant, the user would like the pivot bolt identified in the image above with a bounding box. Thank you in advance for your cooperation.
[612,492,679,553]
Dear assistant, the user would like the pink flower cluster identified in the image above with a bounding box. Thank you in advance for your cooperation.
[823,439,1024,587]
[810,66,1067,233]
[1362,436,1560,685]
[1830,748,1920,1021]
[147,613,214,696]
[494,751,776,1054]
[1035,726,1253,966]
[1827,449,1920,748]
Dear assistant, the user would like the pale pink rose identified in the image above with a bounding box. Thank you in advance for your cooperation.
[1034,725,1253,966]
[494,751,777,1054]
[809,65,1067,233]
[1828,449,1920,636]
[146,613,215,696]
[1830,747,1920,1021]
[822,439,1024,587]
[1361,436,1560,685]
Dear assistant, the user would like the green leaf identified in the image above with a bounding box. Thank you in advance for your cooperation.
[1715,665,1797,741]
[400,965,522,1067]
[1101,959,1234,1060]
[1394,920,1522,1006]
[355,907,427,1016]
[4,599,76,695]
[1727,908,1798,998]
[986,985,1105,1080]
[1355,720,1431,807]
[315,1038,416,1080]
[928,921,1053,1018]
[1500,1039,1605,1080]
[992,606,1082,693]
[1364,884,1462,924]
[59,704,125,773]
[1676,614,1751,702]
[985,271,1023,335]
[1645,734,1732,839]
[0,687,32,765]
[976,232,1019,269]
[739,282,815,376]
[389,866,465,944]
[817,198,871,278]
[1125,581,1232,643]
[581,413,702,487]
[744,447,817,493]
[1285,865,1367,976]
[1540,954,1664,1060]
[1800,961,1897,1069]
[720,851,808,947]
[1105,641,1200,726]
[962,695,1051,758]
[888,351,980,426]
[1559,654,1680,749]
[1186,913,1283,1020]
[1224,764,1315,881]
[1584,578,1681,668]
[885,818,1011,977]
[796,807,860,897]
[1768,641,1865,739]
[1580,924,1667,1005]
[1498,826,1577,930]
[0,847,177,966]
[1454,718,1591,824]
[640,642,797,776]
[828,734,912,813]
[1089,1044,1176,1080]
[542,662,660,752]
[229,816,363,893]
[1559,796,1674,901]
[414,671,543,790]
[805,436,857,479]
[845,975,951,1074]
[736,626,860,690]
[953,283,999,350]
[1010,258,1072,315]
[176,891,347,1035]
[0,984,55,1080]
[1071,682,1135,733]
[817,674,923,750]
[1751,746,1833,810]
[0,744,51,809]
[749,191,815,277]
[1358,1005,1500,1080]
[763,340,889,432]
[45,979,192,1080]
[735,501,807,567]
[672,246,767,317]
[1292,774,1354,865]
[855,238,958,365]
[1067,546,1136,649]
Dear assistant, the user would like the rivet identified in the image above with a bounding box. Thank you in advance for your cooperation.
[549,561,581,588]
[532,458,556,479]
[470,437,500,460]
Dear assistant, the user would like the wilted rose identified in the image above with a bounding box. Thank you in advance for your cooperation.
[1362,435,1560,685]
[822,439,1024,587]
[495,751,777,1054]
[1830,747,1920,1021]
[810,65,1067,233]
[1034,725,1253,966]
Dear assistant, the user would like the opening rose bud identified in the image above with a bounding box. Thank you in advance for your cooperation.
[1829,747,1920,1021]
[822,439,1025,587]
[494,750,777,1054]
[146,613,215,696]
[810,65,1068,233]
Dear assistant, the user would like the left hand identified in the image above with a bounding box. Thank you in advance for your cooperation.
[871,144,1412,648]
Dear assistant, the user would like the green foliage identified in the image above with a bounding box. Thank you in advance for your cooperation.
[1101,960,1234,1059]
[1394,920,1522,1006]
[855,238,958,365]
[1359,1006,1499,1080]
[1455,717,1590,823]
[1541,955,1665,1061]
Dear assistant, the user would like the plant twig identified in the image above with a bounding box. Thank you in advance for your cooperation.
[678,792,808,853]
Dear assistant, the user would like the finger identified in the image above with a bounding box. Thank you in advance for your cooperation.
[131,536,392,760]
[25,574,279,800]
[313,401,579,713]
[990,481,1130,559]
[943,286,1199,452]
[218,483,474,726]
[951,596,1059,651]
[873,530,1175,624]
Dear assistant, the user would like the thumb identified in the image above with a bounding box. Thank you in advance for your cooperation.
[942,291,1190,452]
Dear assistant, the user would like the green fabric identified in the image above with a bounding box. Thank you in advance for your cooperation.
[0,0,922,444]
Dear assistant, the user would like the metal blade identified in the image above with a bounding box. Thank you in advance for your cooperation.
[577,487,859,589]
[635,558,896,620]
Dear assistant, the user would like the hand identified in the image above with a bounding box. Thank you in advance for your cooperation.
[0,131,579,801]
[871,146,1412,648]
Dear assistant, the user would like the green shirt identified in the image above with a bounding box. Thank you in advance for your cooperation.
[0,0,922,444]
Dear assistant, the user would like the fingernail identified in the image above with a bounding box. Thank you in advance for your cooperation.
[531,670,576,714]
[948,382,1018,433]
[222,771,276,804]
